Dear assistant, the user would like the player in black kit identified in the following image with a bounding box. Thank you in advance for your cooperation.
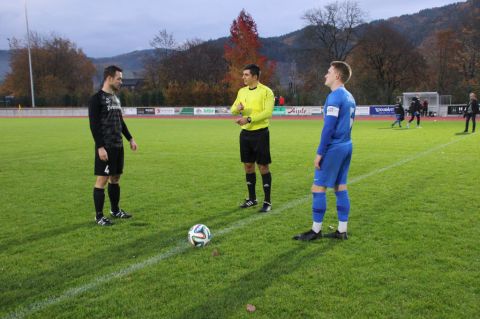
[88,65,138,226]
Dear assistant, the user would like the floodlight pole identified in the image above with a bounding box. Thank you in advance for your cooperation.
[25,0,35,107]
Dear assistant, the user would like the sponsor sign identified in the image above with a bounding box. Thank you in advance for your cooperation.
[124,107,137,115]
[370,105,395,115]
[155,107,175,115]
[447,105,465,115]
[194,107,216,115]
[311,107,323,115]
[273,107,286,116]
[137,107,155,115]
[355,106,370,116]
[286,107,312,116]
[216,107,231,115]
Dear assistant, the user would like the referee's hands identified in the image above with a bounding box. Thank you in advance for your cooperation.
[235,117,249,126]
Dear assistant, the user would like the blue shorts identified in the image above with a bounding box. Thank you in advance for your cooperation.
[314,143,352,188]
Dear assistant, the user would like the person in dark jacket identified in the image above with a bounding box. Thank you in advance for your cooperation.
[464,92,479,133]
[407,96,421,128]
[391,97,405,128]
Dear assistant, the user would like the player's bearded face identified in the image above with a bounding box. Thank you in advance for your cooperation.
[110,72,123,91]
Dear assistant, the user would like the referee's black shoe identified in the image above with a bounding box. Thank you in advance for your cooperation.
[292,229,322,241]
[240,199,258,208]
[110,209,132,219]
[259,201,272,213]
[324,230,348,240]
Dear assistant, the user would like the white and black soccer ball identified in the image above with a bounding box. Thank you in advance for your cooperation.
[188,224,212,247]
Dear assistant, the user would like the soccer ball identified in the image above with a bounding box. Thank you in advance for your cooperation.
[188,224,212,247]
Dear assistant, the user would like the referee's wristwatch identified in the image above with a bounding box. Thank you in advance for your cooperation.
[247,117,252,123]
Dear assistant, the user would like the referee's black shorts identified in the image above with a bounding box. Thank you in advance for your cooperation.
[239,127,271,165]
[94,146,124,176]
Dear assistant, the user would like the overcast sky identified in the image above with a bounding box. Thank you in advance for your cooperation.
[0,0,463,58]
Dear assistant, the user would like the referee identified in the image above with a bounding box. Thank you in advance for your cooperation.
[231,64,274,213]
[88,65,138,226]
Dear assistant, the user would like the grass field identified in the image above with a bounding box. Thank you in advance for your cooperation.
[0,117,479,319]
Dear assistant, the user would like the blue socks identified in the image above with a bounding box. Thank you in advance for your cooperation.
[311,190,350,233]
[312,192,326,223]
[335,190,350,222]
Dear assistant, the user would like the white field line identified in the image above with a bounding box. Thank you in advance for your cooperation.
[2,134,471,319]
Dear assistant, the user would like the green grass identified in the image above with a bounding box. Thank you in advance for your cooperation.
[0,118,478,319]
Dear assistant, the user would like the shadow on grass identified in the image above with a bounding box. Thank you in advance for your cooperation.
[454,132,469,135]
[174,241,340,319]
[0,206,259,311]
[0,221,91,252]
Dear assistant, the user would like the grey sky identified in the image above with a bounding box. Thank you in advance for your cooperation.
[0,0,462,58]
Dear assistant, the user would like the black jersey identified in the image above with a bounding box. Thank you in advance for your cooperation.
[88,90,132,148]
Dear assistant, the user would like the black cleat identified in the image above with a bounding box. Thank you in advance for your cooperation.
[258,201,272,213]
[110,209,132,219]
[240,199,258,208]
[292,229,322,241]
[96,216,113,226]
[324,230,348,240]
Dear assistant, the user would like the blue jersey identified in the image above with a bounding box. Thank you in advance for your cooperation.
[317,87,356,156]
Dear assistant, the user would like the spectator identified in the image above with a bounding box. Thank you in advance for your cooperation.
[464,92,479,133]
[422,99,429,117]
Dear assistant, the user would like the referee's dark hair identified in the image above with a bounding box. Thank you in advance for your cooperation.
[244,64,261,78]
[330,61,352,84]
[103,65,123,82]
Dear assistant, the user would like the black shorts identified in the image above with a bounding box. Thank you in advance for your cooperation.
[239,128,271,165]
[94,146,124,176]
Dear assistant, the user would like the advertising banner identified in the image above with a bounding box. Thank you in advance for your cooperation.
[216,107,231,115]
[273,107,286,116]
[355,106,370,116]
[370,105,395,115]
[286,107,312,116]
[155,107,175,115]
[137,107,155,115]
[311,107,323,115]
[194,107,216,115]
[124,108,137,115]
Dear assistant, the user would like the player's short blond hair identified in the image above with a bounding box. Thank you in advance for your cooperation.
[331,61,352,84]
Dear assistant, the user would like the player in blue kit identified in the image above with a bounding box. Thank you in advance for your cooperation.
[293,61,356,241]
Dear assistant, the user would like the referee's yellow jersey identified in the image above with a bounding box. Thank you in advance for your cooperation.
[230,83,274,131]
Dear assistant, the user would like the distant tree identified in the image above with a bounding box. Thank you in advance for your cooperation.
[421,29,462,95]
[224,10,276,95]
[350,23,426,104]
[303,0,365,61]
[3,33,95,106]
[143,29,177,90]
[456,3,480,94]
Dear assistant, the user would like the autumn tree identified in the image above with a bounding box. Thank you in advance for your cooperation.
[456,1,480,94]
[421,30,462,95]
[350,23,426,104]
[224,10,276,95]
[3,33,95,106]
